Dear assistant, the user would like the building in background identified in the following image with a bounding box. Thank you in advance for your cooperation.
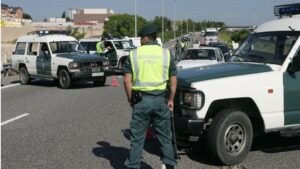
[1,3,24,27]
[65,8,114,25]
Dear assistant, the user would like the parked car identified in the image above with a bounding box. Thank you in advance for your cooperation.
[11,33,109,89]
[209,42,230,61]
[79,38,135,70]
[176,47,225,69]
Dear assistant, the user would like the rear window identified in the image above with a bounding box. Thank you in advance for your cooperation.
[15,42,26,55]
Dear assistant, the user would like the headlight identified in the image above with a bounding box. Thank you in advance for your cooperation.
[69,62,79,69]
[102,61,109,66]
[180,90,204,109]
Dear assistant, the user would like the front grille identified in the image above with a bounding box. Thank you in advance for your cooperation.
[80,62,102,72]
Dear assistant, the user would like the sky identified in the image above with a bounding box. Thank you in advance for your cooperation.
[2,0,300,26]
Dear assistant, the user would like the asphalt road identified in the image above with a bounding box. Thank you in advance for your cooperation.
[1,75,300,169]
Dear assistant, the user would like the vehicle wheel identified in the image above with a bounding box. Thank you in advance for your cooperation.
[19,67,30,85]
[58,69,71,89]
[93,76,106,86]
[206,108,253,165]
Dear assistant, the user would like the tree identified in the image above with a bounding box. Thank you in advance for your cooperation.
[23,13,32,20]
[231,29,250,44]
[151,16,172,32]
[67,26,86,40]
[103,14,148,37]
[61,11,66,18]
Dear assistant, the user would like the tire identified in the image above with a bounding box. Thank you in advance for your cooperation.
[206,109,253,165]
[19,67,30,85]
[93,76,106,86]
[58,69,71,89]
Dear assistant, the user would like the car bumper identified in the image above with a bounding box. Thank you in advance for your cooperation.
[70,71,107,81]
[174,114,204,146]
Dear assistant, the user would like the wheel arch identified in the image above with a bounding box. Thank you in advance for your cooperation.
[205,98,265,136]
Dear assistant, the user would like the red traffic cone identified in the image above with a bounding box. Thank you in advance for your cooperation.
[146,128,153,140]
[111,76,119,87]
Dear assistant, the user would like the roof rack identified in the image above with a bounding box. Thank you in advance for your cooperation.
[274,3,300,18]
[27,30,70,36]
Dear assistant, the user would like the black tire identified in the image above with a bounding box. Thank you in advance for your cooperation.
[93,76,106,86]
[207,109,253,165]
[58,69,71,89]
[19,67,30,85]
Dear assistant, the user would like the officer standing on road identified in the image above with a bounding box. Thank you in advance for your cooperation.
[123,24,177,169]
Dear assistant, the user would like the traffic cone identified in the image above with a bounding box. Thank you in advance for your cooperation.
[146,128,153,140]
[111,76,119,87]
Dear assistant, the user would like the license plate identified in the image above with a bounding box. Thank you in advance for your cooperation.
[92,72,104,77]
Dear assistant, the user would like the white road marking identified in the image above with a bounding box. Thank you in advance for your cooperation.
[1,113,29,126]
[1,83,20,89]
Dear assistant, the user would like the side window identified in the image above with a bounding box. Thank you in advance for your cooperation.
[27,43,38,56]
[216,49,223,61]
[15,42,26,55]
[283,36,298,56]
[39,43,50,56]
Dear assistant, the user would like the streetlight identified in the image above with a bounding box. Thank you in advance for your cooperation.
[135,0,137,37]
[173,0,176,39]
[162,0,165,43]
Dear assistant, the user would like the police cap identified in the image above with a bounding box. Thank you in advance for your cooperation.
[138,24,158,37]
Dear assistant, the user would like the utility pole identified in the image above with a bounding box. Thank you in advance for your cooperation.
[135,0,137,37]
[173,0,176,39]
[162,0,165,43]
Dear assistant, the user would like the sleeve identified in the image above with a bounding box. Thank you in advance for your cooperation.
[123,55,132,74]
[169,50,177,76]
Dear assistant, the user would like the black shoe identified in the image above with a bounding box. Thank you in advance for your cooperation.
[166,164,174,169]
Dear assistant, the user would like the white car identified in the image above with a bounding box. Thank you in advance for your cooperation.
[11,33,109,89]
[176,47,225,69]
[79,38,135,69]
[174,12,300,165]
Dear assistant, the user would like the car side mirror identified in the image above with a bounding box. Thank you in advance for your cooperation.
[287,56,300,74]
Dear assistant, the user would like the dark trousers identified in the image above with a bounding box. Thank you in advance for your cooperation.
[124,94,176,169]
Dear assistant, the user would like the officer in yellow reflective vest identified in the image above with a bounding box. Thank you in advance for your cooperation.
[124,24,177,169]
[96,37,105,55]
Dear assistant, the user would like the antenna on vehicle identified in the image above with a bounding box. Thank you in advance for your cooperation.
[288,26,295,31]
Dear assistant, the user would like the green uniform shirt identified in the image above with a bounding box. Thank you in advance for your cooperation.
[124,41,177,95]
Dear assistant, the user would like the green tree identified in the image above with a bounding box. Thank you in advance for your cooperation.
[67,26,86,40]
[61,11,66,18]
[23,13,32,20]
[231,29,250,44]
[151,16,172,32]
[103,14,148,37]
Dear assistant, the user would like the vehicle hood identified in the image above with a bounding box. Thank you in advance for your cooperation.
[177,60,218,69]
[56,53,106,62]
[177,63,273,87]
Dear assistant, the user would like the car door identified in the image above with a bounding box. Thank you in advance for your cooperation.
[283,47,300,125]
[36,43,52,77]
[26,42,38,75]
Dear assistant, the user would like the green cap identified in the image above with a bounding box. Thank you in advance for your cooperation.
[138,24,158,37]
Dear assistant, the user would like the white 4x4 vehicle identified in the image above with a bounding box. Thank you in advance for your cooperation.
[79,38,135,70]
[12,34,109,89]
[175,17,300,165]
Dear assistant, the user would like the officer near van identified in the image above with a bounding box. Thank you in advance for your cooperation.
[96,37,105,55]
[123,24,177,169]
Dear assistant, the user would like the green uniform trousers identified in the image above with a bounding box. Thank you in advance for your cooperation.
[125,94,176,169]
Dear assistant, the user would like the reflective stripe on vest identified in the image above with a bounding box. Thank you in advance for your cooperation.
[130,45,170,91]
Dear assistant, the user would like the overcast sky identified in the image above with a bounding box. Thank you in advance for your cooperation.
[2,0,300,26]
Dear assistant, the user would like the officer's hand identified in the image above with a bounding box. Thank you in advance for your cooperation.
[167,100,174,112]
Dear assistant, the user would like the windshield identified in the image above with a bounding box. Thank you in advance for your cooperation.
[229,32,299,65]
[113,41,134,50]
[206,32,218,36]
[181,49,216,60]
[49,41,85,54]
[80,42,97,51]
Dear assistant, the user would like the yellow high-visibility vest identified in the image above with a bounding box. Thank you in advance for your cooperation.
[96,41,104,54]
[130,45,170,91]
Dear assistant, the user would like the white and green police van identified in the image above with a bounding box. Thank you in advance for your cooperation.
[11,32,109,89]
[174,6,300,165]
